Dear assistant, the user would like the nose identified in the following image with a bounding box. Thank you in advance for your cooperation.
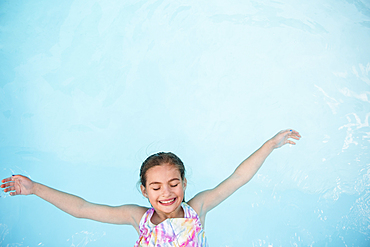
[162,185,171,197]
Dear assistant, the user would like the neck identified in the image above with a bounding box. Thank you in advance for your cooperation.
[151,204,184,225]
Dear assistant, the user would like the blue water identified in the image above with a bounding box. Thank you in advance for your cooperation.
[1,0,369,246]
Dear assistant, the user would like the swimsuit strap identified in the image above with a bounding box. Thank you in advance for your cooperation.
[182,202,201,221]
[138,206,155,235]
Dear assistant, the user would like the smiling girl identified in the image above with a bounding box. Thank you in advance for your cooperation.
[1,129,301,246]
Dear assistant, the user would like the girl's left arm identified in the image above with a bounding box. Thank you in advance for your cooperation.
[188,129,301,218]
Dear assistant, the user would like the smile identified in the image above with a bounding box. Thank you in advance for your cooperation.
[159,198,176,205]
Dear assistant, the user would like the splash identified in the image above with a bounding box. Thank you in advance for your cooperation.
[314,85,341,114]
[67,231,106,247]
[338,190,370,241]
[339,113,370,151]
[352,63,370,85]
[339,87,370,103]
[0,224,9,245]
[0,224,23,247]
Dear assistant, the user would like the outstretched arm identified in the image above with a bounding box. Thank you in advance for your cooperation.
[1,175,146,230]
[188,129,301,218]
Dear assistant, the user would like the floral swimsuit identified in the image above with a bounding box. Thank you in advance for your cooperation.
[134,202,208,247]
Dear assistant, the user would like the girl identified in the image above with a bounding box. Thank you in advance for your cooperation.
[1,129,300,246]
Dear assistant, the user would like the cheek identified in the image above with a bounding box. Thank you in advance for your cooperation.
[176,186,185,195]
[147,190,162,201]
[146,194,156,205]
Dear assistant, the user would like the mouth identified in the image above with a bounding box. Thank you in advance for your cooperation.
[159,198,177,206]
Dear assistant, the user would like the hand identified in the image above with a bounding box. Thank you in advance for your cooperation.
[1,175,35,196]
[269,129,301,149]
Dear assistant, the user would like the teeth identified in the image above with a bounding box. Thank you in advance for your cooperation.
[160,198,175,204]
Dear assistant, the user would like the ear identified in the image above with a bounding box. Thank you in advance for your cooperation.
[183,178,187,190]
[140,185,148,198]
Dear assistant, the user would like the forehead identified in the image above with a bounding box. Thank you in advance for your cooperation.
[146,164,181,183]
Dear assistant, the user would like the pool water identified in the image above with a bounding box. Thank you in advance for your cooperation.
[1,0,369,246]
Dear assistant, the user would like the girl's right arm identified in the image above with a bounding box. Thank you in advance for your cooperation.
[1,175,146,230]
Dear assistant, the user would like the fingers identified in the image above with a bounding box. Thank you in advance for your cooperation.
[1,180,17,196]
[286,140,296,145]
[1,181,15,188]
[2,186,18,196]
[7,189,18,196]
[1,176,14,184]
[1,181,15,190]
[288,129,301,138]
[3,185,15,193]
[282,129,301,146]
[290,135,300,140]
[285,129,301,140]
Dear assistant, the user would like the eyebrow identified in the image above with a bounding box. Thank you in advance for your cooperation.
[148,178,180,186]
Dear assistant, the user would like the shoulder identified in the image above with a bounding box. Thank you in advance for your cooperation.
[186,196,208,228]
[187,190,210,218]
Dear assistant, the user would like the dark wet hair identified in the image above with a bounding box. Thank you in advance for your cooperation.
[140,152,186,188]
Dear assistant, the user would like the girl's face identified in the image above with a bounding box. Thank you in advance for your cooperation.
[141,163,186,217]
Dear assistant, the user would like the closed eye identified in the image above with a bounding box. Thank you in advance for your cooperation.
[153,188,160,191]
[171,183,179,187]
